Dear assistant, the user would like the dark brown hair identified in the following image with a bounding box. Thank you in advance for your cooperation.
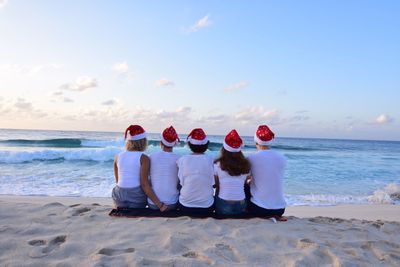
[215,147,251,176]
[188,141,209,153]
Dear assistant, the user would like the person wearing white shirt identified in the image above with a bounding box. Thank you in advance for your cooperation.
[214,129,251,216]
[147,126,181,210]
[247,125,287,219]
[177,128,214,217]
[113,125,167,212]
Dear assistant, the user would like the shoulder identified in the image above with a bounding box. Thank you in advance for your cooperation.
[149,151,161,159]
[140,153,150,161]
[203,154,214,162]
[269,150,286,162]
[172,153,181,160]
[247,151,259,160]
[176,155,188,165]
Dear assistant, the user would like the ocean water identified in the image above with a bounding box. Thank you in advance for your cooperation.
[0,129,399,206]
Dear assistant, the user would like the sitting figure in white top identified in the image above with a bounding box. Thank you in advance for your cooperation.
[112,124,168,211]
[247,125,287,220]
[177,128,215,217]
[214,129,251,215]
[145,126,181,210]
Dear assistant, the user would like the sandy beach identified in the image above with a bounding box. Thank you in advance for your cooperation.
[0,196,399,267]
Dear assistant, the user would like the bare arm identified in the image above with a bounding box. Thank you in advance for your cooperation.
[139,154,167,212]
[214,175,220,197]
[245,175,252,185]
[113,155,119,183]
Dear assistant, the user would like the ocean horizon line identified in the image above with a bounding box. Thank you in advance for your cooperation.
[0,127,399,143]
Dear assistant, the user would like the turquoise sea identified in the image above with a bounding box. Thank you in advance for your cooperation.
[0,129,399,206]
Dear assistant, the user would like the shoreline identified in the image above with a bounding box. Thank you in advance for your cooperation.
[1,194,399,222]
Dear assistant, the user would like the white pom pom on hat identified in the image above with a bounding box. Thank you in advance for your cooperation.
[124,125,147,141]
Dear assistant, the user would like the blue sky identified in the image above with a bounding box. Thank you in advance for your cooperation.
[0,0,399,140]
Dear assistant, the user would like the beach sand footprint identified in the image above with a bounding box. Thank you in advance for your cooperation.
[28,239,46,246]
[98,247,135,256]
[182,251,214,265]
[213,243,240,263]
[72,207,91,216]
[28,235,67,258]
[296,238,318,250]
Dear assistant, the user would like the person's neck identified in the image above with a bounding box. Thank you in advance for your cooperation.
[162,148,173,153]
[191,152,203,155]
[257,145,270,151]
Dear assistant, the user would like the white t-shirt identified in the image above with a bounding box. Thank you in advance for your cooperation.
[248,149,287,209]
[177,154,215,208]
[214,162,249,201]
[117,151,142,188]
[148,151,180,205]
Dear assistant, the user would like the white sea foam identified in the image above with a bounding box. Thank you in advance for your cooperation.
[0,147,123,163]
[286,194,369,206]
[367,183,400,204]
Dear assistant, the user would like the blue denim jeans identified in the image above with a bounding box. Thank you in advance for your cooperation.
[215,196,247,215]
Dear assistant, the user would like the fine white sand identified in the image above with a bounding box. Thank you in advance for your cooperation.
[1,196,399,267]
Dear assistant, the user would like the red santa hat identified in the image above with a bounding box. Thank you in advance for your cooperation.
[187,128,208,145]
[223,129,243,152]
[124,125,147,141]
[254,125,275,146]
[161,126,180,147]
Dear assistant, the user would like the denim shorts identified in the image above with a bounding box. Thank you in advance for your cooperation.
[215,196,247,215]
[112,185,147,208]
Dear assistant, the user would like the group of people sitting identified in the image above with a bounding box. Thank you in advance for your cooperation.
[112,124,287,220]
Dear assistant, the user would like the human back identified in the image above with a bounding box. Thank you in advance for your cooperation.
[177,128,215,215]
[148,150,180,206]
[248,149,286,209]
[247,124,287,218]
[214,129,250,215]
[117,150,142,188]
[178,154,214,207]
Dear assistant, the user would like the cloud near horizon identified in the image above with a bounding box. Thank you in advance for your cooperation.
[102,99,118,106]
[59,76,97,92]
[374,114,394,124]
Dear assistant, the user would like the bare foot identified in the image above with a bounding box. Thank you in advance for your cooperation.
[274,216,288,222]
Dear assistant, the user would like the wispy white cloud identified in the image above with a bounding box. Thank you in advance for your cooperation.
[102,99,118,106]
[7,98,47,118]
[14,98,33,111]
[62,97,74,103]
[59,76,97,92]
[374,114,394,124]
[0,0,8,9]
[0,63,63,76]
[224,81,248,92]
[112,62,130,74]
[186,15,212,33]
[52,91,63,96]
[155,78,175,87]
[234,106,280,125]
